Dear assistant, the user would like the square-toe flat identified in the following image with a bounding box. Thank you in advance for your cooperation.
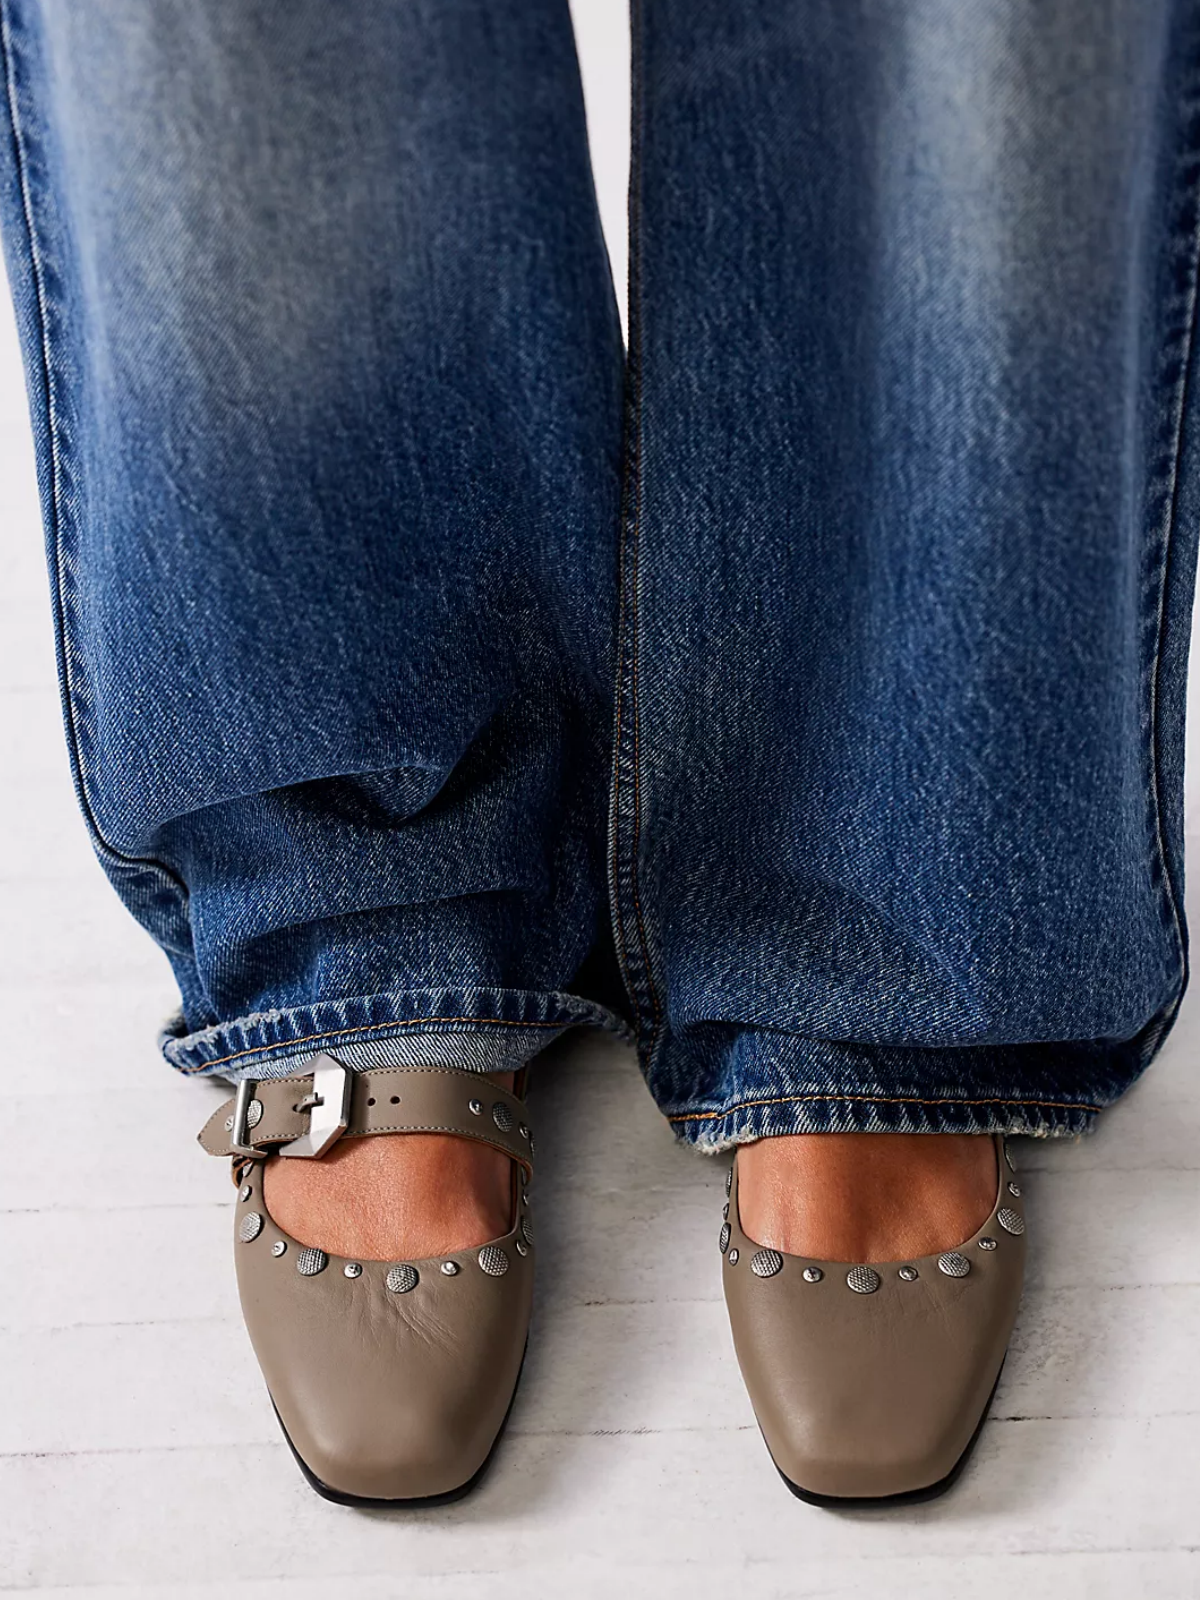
[198,1056,535,1505]
[722,1133,1025,1505]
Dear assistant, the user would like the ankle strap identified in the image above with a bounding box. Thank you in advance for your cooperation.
[197,1057,533,1173]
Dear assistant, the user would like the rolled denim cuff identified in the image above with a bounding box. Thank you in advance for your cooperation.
[656,1026,1167,1152]
[160,986,631,1083]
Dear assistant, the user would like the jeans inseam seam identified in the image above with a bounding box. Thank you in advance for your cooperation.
[667,1090,1103,1124]
[0,2,186,904]
[1142,56,1200,1011]
[177,1013,580,1074]
[612,0,663,1056]
[608,0,638,1018]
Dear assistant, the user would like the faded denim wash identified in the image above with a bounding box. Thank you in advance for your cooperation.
[2,0,1198,1148]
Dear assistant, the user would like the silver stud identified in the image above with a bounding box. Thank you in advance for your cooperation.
[224,1114,235,1132]
[518,1123,530,1141]
[719,1223,731,1253]
[750,1249,784,1278]
[344,1262,362,1279]
[938,1251,971,1277]
[722,1201,729,1221]
[725,1168,733,1197]
[239,1184,253,1203]
[515,1238,528,1257]
[802,1266,824,1283]
[846,1266,881,1294]
[898,1265,919,1281]
[297,1248,328,1277]
[468,1098,483,1115]
[440,1260,460,1276]
[238,1212,263,1243]
[521,1217,533,1245]
[386,1263,418,1293]
[245,1099,263,1129]
[998,1207,1025,1236]
[728,1248,739,1265]
[492,1102,514,1133]
[271,1240,287,1257]
[979,1236,998,1250]
[478,1246,509,1277]
[1008,1181,1022,1197]
[1004,1142,1016,1172]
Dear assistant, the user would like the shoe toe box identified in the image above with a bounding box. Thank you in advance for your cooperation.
[238,1235,531,1501]
[726,1246,1023,1501]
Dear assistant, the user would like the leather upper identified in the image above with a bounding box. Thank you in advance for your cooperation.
[722,1133,1025,1500]
[201,1058,534,1501]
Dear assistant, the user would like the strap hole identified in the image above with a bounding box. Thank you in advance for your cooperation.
[367,1097,375,1106]
[390,1095,400,1104]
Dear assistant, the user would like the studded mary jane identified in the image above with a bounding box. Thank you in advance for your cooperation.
[722,1132,1025,1505]
[198,1056,534,1505]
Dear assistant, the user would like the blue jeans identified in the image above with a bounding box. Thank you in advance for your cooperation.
[2,0,1197,1146]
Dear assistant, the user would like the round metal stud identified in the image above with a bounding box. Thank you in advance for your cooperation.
[344,1262,362,1279]
[728,1248,739,1265]
[898,1265,919,1282]
[722,1201,729,1221]
[997,1207,1025,1236]
[518,1123,530,1142]
[478,1246,509,1277]
[750,1249,784,1279]
[492,1102,514,1133]
[1008,1181,1022,1198]
[245,1099,263,1129]
[846,1266,881,1294]
[468,1098,483,1116]
[440,1260,460,1276]
[521,1216,533,1245]
[271,1240,287,1258]
[239,1184,253,1203]
[224,1114,235,1132]
[802,1266,824,1283]
[238,1212,263,1243]
[979,1236,998,1251]
[386,1263,418,1294]
[1004,1142,1016,1172]
[725,1168,733,1197]
[938,1251,971,1278]
[515,1238,528,1257]
[719,1223,731,1253]
[297,1248,328,1277]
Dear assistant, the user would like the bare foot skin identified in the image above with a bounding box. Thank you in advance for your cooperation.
[736,1133,998,1264]
[262,1072,515,1260]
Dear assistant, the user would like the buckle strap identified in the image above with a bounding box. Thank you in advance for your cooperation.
[197,1055,534,1170]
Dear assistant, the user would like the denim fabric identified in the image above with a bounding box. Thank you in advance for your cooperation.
[614,0,1200,1143]
[0,0,630,1079]
[2,1,1198,1141]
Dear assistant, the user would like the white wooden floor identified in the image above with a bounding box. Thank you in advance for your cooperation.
[2,9,1199,1596]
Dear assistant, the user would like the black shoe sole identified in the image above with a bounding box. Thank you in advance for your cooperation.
[773,1358,1005,1510]
[272,1343,528,1510]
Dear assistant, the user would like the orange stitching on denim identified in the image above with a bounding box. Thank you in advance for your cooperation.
[667,1091,1102,1123]
[179,1015,570,1074]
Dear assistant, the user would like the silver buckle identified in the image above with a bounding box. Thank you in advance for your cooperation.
[277,1054,352,1159]
[229,1078,262,1158]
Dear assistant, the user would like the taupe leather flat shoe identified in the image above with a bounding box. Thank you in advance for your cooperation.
[722,1133,1024,1506]
[199,1055,534,1506]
